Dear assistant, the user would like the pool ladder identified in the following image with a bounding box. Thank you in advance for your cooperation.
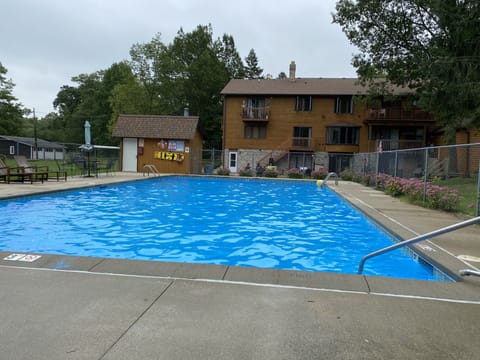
[357,216,480,277]
[322,172,339,186]
[142,164,161,176]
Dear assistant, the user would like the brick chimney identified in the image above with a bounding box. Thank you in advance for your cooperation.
[289,61,296,81]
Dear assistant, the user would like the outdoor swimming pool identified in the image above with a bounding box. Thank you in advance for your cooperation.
[0,176,450,281]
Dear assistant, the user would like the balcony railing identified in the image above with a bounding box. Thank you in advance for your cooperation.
[291,137,313,150]
[367,107,434,121]
[370,139,424,152]
[241,106,270,121]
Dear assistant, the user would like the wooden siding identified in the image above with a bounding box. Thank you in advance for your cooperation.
[223,95,369,152]
[136,131,202,174]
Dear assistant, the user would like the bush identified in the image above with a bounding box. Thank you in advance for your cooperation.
[384,177,404,197]
[215,167,230,176]
[311,168,328,179]
[239,168,254,177]
[352,172,363,183]
[286,168,303,179]
[340,169,353,181]
[263,168,279,178]
[375,173,391,190]
[379,175,460,211]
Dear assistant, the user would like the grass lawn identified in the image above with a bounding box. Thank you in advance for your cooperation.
[434,176,479,216]
[2,157,118,177]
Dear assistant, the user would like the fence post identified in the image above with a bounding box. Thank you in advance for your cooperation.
[211,149,215,170]
[476,160,480,217]
[423,148,429,202]
[394,152,398,178]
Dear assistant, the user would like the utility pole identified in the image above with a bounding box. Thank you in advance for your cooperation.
[33,108,38,160]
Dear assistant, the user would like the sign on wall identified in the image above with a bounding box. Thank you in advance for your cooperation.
[154,151,185,162]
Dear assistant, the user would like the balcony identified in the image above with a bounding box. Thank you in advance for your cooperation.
[290,137,314,151]
[241,106,270,122]
[366,107,435,122]
[368,139,424,152]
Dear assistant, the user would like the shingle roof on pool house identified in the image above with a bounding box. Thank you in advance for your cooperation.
[112,114,200,140]
[111,114,203,174]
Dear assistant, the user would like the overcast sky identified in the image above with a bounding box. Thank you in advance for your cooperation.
[1,0,357,117]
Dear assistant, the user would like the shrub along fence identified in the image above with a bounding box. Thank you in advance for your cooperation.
[349,143,480,216]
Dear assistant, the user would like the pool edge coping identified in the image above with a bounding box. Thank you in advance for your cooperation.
[1,174,479,301]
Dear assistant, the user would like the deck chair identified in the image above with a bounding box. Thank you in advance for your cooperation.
[13,155,49,183]
[0,158,11,183]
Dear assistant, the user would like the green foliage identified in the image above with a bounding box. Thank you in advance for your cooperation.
[239,168,254,177]
[263,168,279,178]
[110,25,248,148]
[286,168,303,179]
[339,169,353,181]
[311,168,328,179]
[215,166,230,176]
[333,0,480,133]
[244,49,263,79]
[34,112,66,141]
[0,62,26,135]
[15,25,259,147]
[53,62,134,144]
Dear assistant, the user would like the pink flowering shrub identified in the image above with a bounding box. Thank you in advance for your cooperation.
[239,168,254,177]
[340,169,353,181]
[311,168,328,179]
[378,176,460,211]
[215,167,230,176]
[263,168,279,178]
[286,168,303,179]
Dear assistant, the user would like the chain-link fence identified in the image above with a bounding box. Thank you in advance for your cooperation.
[0,139,119,177]
[199,149,327,176]
[200,149,224,174]
[60,143,120,176]
[352,143,480,216]
[352,143,480,179]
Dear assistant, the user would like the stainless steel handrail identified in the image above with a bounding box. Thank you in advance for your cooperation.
[142,164,160,176]
[321,172,338,187]
[357,216,480,274]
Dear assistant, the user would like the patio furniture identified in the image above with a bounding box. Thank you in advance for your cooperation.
[0,158,11,183]
[13,155,49,183]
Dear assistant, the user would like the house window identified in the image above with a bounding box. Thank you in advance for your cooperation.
[334,96,354,114]
[244,125,266,139]
[243,97,266,119]
[295,96,312,112]
[326,126,359,145]
[293,127,312,147]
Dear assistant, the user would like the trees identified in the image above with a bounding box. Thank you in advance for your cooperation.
[333,0,480,136]
[0,62,25,135]
[244,49,263,79]
[46,25,259,148]
[53,62,136,144]
[111,25,247,148]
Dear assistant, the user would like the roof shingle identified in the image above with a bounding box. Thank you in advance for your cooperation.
[221,78,411,96]
[112,115,200,140]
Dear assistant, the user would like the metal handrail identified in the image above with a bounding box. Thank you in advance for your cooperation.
[358,216,480,274]
[142,164,160,176]
[320,172,339,187]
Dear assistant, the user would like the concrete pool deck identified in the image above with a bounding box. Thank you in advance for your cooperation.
[0,173,479,359]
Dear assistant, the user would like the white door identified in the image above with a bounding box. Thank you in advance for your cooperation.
[228,151,237,173]
[122,138,138,172]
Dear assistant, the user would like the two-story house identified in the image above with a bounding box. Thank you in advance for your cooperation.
[221,61,438,174]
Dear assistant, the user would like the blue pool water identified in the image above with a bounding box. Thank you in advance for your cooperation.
[0,176,450,281]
